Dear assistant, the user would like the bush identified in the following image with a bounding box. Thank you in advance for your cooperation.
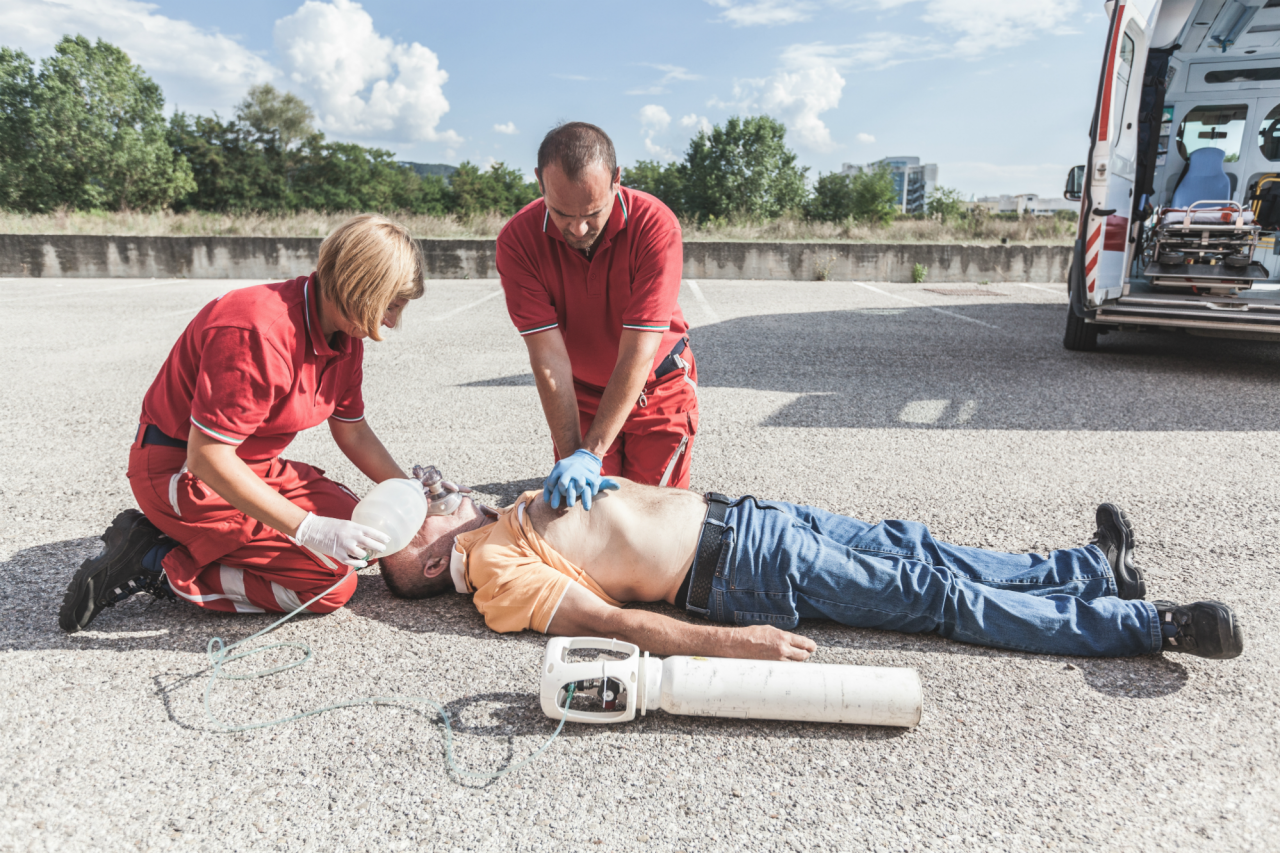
[925,186,966,222]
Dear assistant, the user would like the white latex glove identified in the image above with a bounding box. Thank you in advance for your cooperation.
[295,512,391,568]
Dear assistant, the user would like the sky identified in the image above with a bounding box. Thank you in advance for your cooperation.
[2,0,1112,198]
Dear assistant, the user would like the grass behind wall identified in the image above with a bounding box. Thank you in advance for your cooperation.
[0,209,1078,245]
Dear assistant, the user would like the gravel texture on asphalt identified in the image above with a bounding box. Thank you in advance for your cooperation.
[0,276,1276,853]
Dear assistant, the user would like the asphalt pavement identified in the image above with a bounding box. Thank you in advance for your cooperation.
[1,275,1276,853]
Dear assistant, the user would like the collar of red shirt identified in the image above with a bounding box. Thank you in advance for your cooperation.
[541,188,630,252]
[301,273,354,358]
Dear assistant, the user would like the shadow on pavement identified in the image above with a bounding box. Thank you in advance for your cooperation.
[686,304,1280,430]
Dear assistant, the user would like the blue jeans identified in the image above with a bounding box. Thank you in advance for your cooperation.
[697,497,1161,657]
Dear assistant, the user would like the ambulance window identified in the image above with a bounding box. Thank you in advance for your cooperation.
[1119,34,1135,69]
[1176,104,1248,162]
[1260,104,1280,161]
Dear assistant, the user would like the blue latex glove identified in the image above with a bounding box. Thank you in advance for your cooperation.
[543,449,620,510]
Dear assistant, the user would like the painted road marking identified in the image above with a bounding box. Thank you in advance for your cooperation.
[851,282,1003,331]
[683,279,720,323]
[431,289,503,322]
[0,278,185,303]
[1012,283,1064,295]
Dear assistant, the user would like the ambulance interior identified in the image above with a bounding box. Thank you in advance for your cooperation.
[1122,0,1280,304]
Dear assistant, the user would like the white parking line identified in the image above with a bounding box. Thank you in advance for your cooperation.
[1012,282,1064,294]
[683,279,720,323]
[0,278,185,303]
[852,282,1004,331]
[431,289,503,322]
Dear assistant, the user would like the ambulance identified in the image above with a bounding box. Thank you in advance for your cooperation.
[1065,0,1280,349]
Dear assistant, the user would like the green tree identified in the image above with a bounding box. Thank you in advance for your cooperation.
[847,164,899,225]
[235,83,315,150]
[0,48,39,211]
[448,161,540,217]
[804,171,858,222]
[30,36,193,211]
[679,115,808,222]
[167,111,289,212]
[291,140,438,212]
[620,159,685,216]
[926,186,967,222]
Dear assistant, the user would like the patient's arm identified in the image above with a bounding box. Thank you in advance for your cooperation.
[547,583,816,661]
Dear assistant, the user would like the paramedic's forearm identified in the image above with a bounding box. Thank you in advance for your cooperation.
[580,330,663,458]
[329,417,409,483]
[524,330,583,457]
[185,428,309,536]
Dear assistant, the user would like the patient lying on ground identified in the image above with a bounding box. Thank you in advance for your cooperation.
[379,478,1243,662]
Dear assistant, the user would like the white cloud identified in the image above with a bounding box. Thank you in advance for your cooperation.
[493,121,518,135]
[639,104,672,133]
[866,0,1081,57]
[856,132,876,143]
[2,0,276,115]
[627,63,701,96]
[681,113,714,136]
[638,105,676,161]
[710,37,941,151]
[274,0,461,146]
[706,0,818,26]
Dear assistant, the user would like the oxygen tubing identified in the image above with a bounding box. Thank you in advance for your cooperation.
[200,572,574,783]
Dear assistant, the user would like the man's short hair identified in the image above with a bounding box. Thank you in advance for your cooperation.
[537,122,617,182]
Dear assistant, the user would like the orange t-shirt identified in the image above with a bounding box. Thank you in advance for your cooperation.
[453,492,622,633]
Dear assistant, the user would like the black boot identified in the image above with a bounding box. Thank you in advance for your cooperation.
[59,510,173,634]
[1090,503,1146,600]
[1153,600,1244,659]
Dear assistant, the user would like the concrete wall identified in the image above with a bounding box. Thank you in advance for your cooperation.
[0,234,1071,282]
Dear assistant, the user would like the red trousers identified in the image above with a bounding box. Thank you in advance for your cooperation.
[127,434,361,614]
[568,346,699,488]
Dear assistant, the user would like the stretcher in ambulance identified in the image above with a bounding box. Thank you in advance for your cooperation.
[1064,0,1280,349]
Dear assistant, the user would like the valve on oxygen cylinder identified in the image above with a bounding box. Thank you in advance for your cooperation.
[412,464,463,516]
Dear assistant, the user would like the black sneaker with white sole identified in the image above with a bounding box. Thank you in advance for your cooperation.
[1090,503,1146,600]
[58,509,173,634]
[1153,600,1244,660]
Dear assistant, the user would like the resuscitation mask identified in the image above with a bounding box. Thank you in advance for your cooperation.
[413,464,464,517]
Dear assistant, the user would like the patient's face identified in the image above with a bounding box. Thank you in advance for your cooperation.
[380,496,494,592]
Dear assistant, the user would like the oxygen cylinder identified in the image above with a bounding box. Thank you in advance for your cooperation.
[655,654,921,727]
[541,637,922,728]
[351,478,428,559]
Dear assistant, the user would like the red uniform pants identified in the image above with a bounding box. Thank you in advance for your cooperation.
[126,433,361,614]
[567,346,699,488]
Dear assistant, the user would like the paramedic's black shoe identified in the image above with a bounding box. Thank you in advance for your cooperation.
[1152,601,1243,660]
[1090,503,1146,600]
[58,510,172,634]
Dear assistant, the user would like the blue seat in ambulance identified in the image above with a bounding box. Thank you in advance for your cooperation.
[1171,147,1232,208]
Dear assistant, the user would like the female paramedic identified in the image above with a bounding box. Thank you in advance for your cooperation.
[59,214,426,633]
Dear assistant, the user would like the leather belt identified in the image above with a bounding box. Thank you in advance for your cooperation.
[653,337,689,380]
[675,492,733,613]
[140,423,188,449]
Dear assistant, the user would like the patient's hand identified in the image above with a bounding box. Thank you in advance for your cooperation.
[728,625,817,661]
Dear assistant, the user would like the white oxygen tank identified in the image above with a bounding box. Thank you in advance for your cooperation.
[351,478,428,559]
[656,655,921,727]
[540,637,922,728]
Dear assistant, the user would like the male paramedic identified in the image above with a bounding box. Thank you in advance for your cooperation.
[497,122,697,509]
[379,479,1244,662]
[59,214,436,632]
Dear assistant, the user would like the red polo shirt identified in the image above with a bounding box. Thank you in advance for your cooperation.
[496,185,688,389]
[139,274,364,461]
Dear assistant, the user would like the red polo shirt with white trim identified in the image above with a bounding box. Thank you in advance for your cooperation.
[496,186,687,389]
[139,274,365,461]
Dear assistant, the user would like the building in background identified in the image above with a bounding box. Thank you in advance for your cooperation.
[841,157,938,214]
[969,193,1079,215]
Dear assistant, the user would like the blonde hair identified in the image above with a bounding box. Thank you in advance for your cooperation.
[316,214,425,341]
